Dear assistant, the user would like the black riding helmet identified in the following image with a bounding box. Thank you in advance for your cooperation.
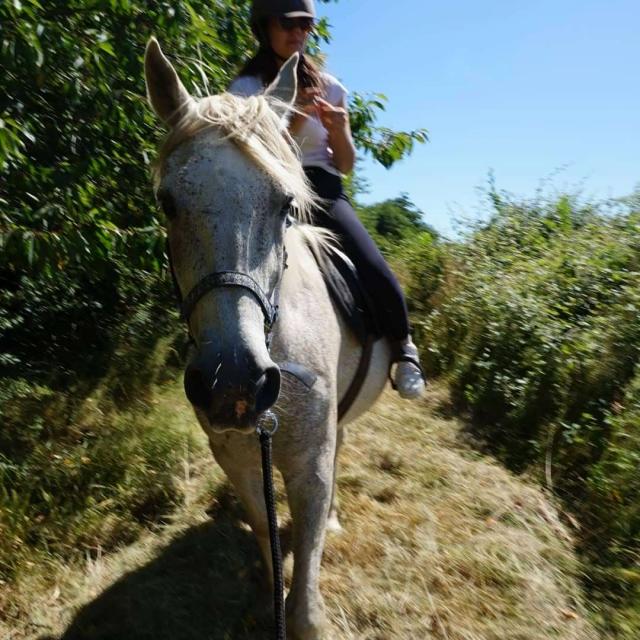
[250,0,316,42]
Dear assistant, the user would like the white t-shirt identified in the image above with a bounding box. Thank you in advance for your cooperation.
[228,72,348,177]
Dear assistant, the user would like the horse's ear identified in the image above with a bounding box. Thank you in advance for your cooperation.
[144,37,193,128]
[264,52,299,122]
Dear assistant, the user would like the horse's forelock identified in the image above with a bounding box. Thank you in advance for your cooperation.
[153,92,318,223]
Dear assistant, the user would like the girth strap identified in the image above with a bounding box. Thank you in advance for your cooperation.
[338,333,375,421]
[180,271,278,328]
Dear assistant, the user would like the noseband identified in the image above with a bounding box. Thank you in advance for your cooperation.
[167,216,292,347]
[180,270,279,330]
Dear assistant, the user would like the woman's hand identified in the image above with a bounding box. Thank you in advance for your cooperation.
[297,87,323,113]
[288,89,356,175]
[314,97,349,135]
[289,87,323,135]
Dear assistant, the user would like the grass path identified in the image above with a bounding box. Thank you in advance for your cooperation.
[3,383,598,639]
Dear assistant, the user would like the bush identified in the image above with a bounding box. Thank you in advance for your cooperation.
[419,184,640,633]
[356,194,444,321]
[0,270,191,582]
[0,373,201,583]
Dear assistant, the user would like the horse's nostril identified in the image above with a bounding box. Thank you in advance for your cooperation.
[185,359,280,421]
[184,365,211,410]
[255,366,281,414]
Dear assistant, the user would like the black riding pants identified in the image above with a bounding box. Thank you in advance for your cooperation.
[304,166,410,341]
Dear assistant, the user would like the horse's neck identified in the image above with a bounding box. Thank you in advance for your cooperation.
[279,225,340,338]
[279,224,392,425]
[283,225,331,288]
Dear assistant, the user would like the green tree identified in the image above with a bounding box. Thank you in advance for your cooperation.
[0,1,257,276]
[0,0,429,385]
[348,92,429,168]
[357,193,436,244]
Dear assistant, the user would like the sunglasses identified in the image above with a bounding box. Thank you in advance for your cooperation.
[277,16,314,32]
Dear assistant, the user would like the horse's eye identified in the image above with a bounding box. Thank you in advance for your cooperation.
[280,196,294,216]
[158,191,178,220]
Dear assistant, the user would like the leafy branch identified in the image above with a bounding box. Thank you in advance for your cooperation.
[349,92,429,168]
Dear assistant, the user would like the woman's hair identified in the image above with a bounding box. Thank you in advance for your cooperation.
[239,19,325,92]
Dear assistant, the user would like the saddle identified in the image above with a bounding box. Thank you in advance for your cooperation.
[319,249,381,344]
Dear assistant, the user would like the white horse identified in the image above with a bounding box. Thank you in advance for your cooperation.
[145,38,391,640]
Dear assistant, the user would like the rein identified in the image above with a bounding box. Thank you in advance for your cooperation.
[256,410,286,640]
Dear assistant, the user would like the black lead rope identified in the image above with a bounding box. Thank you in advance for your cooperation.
[256,411,286,640]
[166,217,293,639]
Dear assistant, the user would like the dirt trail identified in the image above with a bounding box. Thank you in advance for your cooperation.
[4,384,598,640]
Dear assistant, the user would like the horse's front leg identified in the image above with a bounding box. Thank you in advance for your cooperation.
[209,434,275,588]
[280,411,336,640]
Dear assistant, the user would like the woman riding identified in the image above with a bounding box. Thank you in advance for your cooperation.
[229,0,425,399]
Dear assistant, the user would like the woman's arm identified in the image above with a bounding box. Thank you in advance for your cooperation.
[317,96,356,175]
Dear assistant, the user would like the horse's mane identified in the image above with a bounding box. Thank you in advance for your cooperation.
[153,92,319,223]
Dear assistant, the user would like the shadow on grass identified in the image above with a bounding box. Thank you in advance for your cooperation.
[51,486,291,640]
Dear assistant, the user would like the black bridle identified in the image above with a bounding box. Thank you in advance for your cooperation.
[167,215,291,347]
[179,270,280,333]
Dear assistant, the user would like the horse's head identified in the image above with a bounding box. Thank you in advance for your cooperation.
[144,38,314,433]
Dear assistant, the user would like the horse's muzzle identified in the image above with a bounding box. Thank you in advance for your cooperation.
[184,352,281,431]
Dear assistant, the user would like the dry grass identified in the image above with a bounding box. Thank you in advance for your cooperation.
[321,387,597,640]
[1,383,599,640]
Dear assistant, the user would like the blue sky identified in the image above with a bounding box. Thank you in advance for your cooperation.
[317,0,640,237]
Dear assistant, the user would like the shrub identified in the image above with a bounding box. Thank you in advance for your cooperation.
[419,184,640,633]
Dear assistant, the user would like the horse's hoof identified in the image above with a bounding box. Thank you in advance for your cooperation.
[326,513,343,534]
[286,597,326,640]
[287,620,326,640]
